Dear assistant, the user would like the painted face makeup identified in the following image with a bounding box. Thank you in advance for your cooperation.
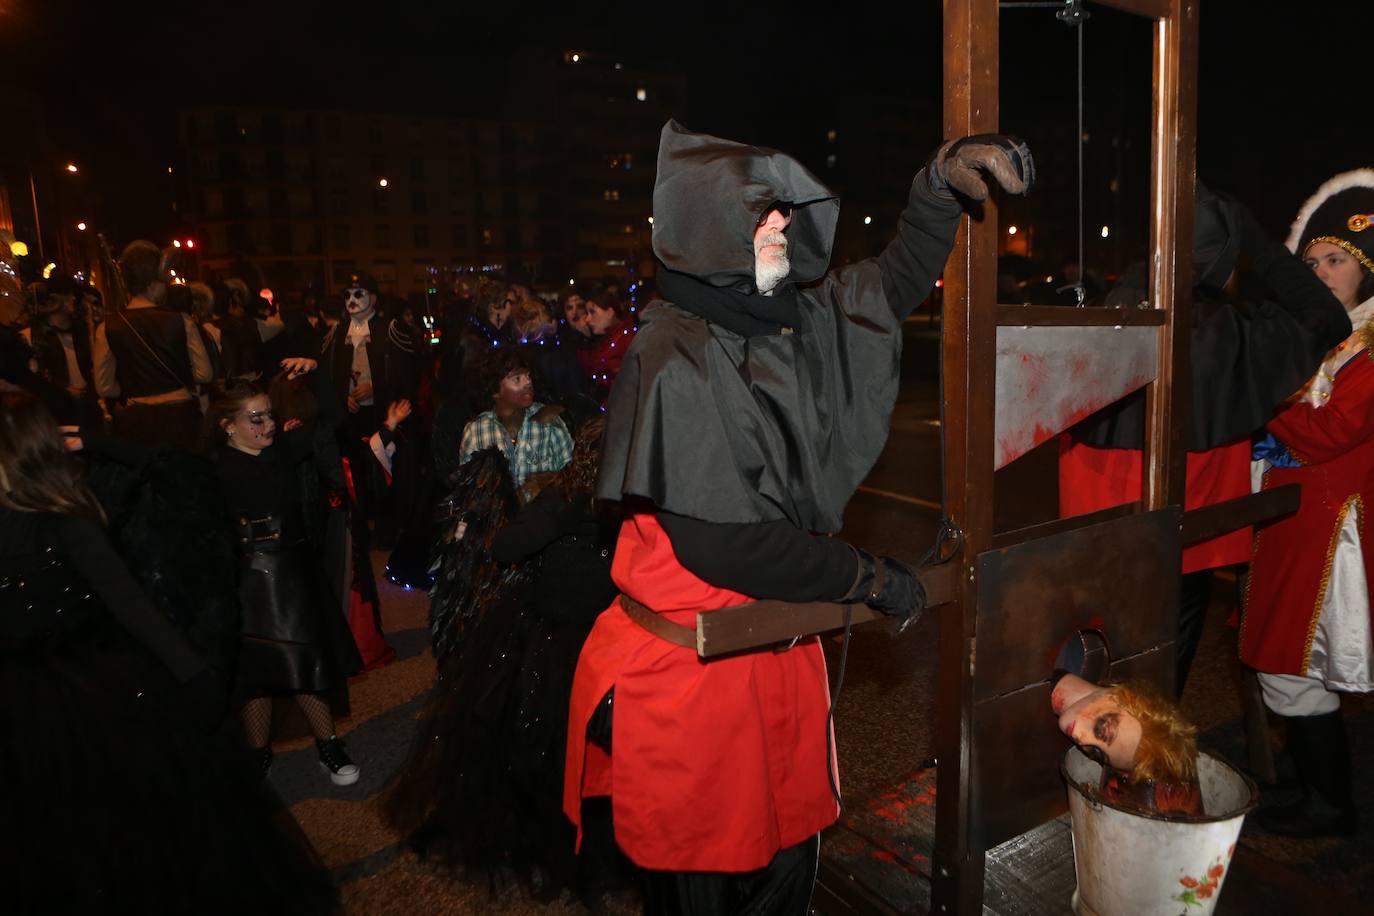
[343,287,374,318]
[225,394,277,453]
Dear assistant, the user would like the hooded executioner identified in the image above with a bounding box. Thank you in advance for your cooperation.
[564,121,1033,913]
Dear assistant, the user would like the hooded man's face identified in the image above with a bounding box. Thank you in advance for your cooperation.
[753,207,792,295]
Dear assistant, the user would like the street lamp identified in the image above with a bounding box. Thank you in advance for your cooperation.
[76,222,87,231]
[378,178,389,188]
[65,163,78,174]
[1007,225,1019,235]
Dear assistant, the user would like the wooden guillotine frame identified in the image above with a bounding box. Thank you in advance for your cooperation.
[691,0,1300,911]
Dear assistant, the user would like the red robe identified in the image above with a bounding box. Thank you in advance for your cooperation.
[563,512,839,872]
[1241,339,1374,679]
[1058,437,1252,574]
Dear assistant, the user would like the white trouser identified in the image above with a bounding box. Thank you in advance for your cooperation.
[1257,671,1342,717]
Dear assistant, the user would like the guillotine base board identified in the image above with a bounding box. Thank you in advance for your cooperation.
[813,766,1078,916]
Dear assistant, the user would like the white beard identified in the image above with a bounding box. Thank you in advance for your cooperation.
[754,233,790,295]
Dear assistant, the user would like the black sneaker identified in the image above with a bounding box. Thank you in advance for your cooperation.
[252,745,273,780]
[316,736,360,786]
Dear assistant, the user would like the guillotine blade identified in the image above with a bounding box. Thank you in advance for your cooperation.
[994,325,1158,469]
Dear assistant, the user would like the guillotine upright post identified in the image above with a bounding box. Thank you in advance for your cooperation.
[931,0,1197,912]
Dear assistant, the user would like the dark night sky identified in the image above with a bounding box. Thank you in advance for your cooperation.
[3,1,1369,248]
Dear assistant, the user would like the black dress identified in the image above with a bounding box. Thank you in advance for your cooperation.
[383,465,619,897]
[217,433,362,696]
[0,508,337,915]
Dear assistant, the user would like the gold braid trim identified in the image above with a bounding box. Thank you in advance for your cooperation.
[1302,494,1364,671]
[1305,236,1374,276]
[1238,471,1272,652]
[1362,324,1374,362]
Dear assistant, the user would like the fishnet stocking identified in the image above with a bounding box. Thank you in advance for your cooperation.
[241,697,273,748]
[295,693,336,740]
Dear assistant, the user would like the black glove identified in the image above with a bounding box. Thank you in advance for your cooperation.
[929,133,1036,201]
[843,546,927,631]
[181,666,229,733]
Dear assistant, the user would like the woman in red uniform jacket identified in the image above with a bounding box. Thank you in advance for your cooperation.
[1243,169,1374,839]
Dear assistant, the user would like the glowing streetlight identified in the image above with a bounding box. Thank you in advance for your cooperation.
[635,88,647,101]
[172,239,182,248]
[65,163,78,174]
[76,222,87,231]
[185,239,195,249]
[571,53,580,63]
[647,216,654,225]
[1100,225,1110,238]
[1007,225,1019,236]
[863,216,872,226]
[378,178,389,188]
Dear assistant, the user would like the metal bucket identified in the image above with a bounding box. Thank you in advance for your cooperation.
[1062,747,1257,915]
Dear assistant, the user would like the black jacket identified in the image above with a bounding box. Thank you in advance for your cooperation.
[319,313,420,411]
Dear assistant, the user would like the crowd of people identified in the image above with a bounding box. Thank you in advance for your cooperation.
[0,226,643,911]
[0,117,1369,916]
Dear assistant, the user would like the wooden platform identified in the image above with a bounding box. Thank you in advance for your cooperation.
[812,765,1360,915]
[814,767,1078,916]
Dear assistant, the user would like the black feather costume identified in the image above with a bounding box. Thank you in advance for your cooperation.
[385,447,593,892]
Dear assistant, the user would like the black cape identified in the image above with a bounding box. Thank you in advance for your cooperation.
[596,120,961,533]
[1076,235,1351,451]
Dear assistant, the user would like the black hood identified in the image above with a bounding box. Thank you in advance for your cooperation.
[651,120,840,293]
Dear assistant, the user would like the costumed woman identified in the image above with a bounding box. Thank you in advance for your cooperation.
[207,359,364,783]
[0,390,337,915]
[266,372,399,671]
[384,421,621,899]
[1244,168,1374,838]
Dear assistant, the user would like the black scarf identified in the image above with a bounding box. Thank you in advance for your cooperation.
[657,268,802,338]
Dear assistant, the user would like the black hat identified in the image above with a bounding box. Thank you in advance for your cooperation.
[1287,168,1374,276]
[341,271,379,295]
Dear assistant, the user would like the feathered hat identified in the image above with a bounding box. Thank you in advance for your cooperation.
[1286,168,1374,275]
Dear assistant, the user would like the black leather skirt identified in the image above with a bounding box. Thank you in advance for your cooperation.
[234,515,362,696]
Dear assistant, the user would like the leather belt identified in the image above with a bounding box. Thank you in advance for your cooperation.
[619,595,697,650]
[618,593,861,654]
[234,514,301,553]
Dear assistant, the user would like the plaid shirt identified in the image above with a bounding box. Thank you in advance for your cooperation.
[459,402,573,488]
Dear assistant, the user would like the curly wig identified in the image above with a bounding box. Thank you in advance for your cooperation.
[1108,679,1198,783]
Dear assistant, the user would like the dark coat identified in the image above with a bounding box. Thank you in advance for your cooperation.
[596,119,963,533]
[319,313,420,410]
